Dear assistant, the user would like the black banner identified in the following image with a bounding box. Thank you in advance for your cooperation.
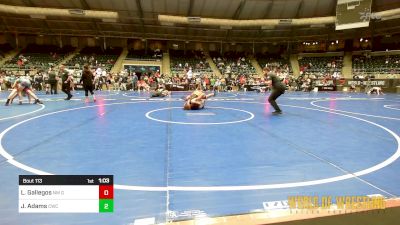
[244,84,268,91]
[347,80,386,86]
[19,175,113,185]
[166,84,189,91]
[318,86,337,91]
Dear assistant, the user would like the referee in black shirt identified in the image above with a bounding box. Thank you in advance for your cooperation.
[80,64,96,102]
[264,67,285,115]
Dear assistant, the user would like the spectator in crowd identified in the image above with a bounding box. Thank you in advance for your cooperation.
[0,71,5,91]
[106,73,113,91]
[131,72,138,91]
[120,74,128,91]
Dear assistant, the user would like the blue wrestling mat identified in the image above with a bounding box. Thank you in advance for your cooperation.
[0,90,399,224]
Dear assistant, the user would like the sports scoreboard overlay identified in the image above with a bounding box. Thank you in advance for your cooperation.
[19,175,113,213]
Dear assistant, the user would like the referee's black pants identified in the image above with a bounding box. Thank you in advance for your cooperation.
[62,84,72,98]
[268,88,285,112]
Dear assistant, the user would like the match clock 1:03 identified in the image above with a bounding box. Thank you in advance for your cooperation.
[98,177,111,184]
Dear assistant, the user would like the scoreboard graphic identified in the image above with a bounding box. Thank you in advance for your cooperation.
[19,175,114,213]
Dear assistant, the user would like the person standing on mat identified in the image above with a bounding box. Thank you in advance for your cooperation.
[60,65,73,100]
[264,67,285,115]
[48,66,58,94]
[80,64,96,103]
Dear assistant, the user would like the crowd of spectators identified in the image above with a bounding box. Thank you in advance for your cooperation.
[1,44,75,72]
[1,46,400,94]
[299,56,343,76]
[66,47,122,72]
[0,45,122,92]
[170,50,212,77]
[211,51,257,77]
[353,55,400,78]
[257,54,292,75]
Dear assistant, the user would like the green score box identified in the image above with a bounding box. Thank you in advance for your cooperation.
[99,199,114,213]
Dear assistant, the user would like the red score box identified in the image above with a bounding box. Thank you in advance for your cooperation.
[99,185,114,199]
